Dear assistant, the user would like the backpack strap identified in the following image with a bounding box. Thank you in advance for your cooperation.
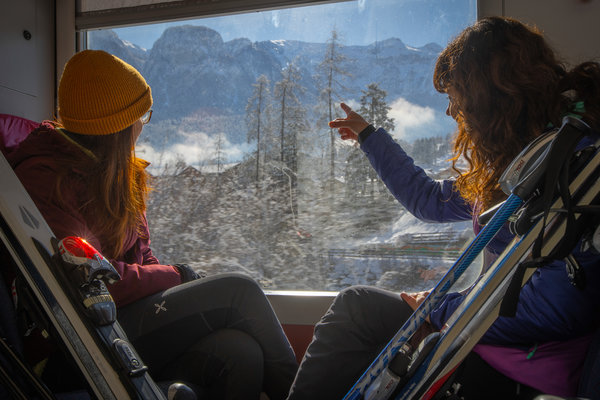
[500,116,598,317]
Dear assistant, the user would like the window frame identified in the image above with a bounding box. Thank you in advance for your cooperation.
[76,0,349,30]
[79,0,480,303]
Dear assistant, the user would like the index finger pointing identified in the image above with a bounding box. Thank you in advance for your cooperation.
[328,118,346,128]
[340,102,352,115]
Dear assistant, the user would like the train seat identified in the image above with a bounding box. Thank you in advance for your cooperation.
[533,326,600,400]
[0,113,38,154]
[577,326,600,399]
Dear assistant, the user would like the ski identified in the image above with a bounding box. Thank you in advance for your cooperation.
[0,152,166,399]
[396,131,600,400]
[344,116,594,400]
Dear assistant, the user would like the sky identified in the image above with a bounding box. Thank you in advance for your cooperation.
[112,0,476,50]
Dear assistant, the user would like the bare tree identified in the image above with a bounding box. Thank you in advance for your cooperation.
[214,132,225,174]
[213,132,225,190]
[245,75,271,183]
[273,60,307,175]
[316,29,351,184]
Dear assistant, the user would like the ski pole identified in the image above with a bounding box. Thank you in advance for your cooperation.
[344,193,523,400]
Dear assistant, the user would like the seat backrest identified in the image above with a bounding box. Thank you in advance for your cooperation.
[0,113,38,156]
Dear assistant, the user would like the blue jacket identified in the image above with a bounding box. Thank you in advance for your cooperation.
[360,127,600,345]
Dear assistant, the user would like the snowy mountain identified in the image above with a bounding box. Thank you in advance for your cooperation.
[88,26,450,146]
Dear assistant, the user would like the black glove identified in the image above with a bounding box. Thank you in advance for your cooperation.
[173,264,205,283]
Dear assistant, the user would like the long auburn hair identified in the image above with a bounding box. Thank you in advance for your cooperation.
[433,16,600,209]
[55,125,150,259]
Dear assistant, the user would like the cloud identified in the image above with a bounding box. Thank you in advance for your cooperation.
[388,97,438,141]
[329,97,452,142]
[136,130,252,174]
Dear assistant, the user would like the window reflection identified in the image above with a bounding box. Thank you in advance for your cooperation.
[86,1,477,292]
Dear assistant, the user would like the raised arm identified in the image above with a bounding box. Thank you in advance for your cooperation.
[330,103,472,222]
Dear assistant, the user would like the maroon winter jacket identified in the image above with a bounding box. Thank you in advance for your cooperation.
[5,119,183,307]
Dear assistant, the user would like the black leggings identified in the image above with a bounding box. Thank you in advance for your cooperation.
[286,285,538,400]
[288,285,415,399]
[117,273,298,400]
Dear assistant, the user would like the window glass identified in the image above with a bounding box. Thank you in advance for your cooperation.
[86,0,478,292]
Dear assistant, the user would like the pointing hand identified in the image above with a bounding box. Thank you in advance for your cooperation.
[329,103,370,141]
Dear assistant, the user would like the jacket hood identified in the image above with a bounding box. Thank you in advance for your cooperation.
[6,123,86,172]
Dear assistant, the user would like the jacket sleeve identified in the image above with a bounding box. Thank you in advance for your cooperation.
[104,257,182,307]
[360,128,472,223]
[12,161,183,307]
[140,240,160,265]
[106,219,182,307]
[137,214,161,266]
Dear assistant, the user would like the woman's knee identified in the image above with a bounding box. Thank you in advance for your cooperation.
[202,272,263,294]
[332,285,378,315]
[167,272,266,305]
[223,272,262,289]
[324,285,407,335]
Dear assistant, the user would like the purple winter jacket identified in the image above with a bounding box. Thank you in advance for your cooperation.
[6,121,183,307]
[360,127,600,395]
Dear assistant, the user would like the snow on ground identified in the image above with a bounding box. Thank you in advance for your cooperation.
[365,212,472,245]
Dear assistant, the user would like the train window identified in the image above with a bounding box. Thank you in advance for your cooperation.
[85,0,478,292]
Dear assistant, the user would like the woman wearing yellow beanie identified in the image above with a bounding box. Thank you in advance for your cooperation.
[8,50,297,399]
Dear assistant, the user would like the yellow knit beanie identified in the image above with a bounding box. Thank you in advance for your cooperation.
[58,50,153,135]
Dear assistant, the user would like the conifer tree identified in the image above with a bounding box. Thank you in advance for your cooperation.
[348,83,395,198]
[359,83,395,132]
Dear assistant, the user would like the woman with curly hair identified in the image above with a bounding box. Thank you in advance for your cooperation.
[286,17,600,399]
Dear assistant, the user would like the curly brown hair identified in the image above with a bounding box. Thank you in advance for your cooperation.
[433,16,600,208]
